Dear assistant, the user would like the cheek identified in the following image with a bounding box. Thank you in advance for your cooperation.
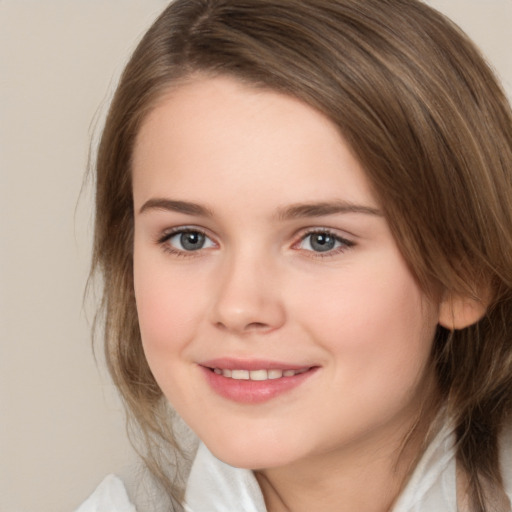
[133,252,203,360]
[292,253,438,380]
[296,262,438,442]
[133,253,210,408]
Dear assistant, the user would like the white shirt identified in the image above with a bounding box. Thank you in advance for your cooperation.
[75,474,137,512]
[183,425,456,512]
[75,425,512,511]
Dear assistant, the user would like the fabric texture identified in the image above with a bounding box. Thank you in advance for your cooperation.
[75,424,512,512]
[75,474,137,512]
[184,443,267,512]
[183,426,456,512]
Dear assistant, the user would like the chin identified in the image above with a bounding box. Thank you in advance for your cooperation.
[209,447,292,470]
[202,431,304,470]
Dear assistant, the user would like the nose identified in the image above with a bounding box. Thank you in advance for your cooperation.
[210,251,286,335]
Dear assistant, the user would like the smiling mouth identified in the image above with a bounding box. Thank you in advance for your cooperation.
[201,363,318,403]
[210,367,311,381]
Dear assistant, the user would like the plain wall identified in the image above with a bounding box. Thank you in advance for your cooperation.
[0,1,510,511]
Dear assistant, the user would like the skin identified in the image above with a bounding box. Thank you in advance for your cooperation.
[132,75,441,511]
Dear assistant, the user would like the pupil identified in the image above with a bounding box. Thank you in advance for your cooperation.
[180,232,205,251]
[311,233,335,252]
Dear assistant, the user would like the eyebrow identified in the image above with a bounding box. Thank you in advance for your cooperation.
[139,198,213,217]
[138,197,382,219]
[276,201,382,220]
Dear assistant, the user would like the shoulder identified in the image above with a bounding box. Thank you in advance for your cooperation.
[74,475,136,512]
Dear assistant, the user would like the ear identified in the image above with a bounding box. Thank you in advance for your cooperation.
[438,291,488,330]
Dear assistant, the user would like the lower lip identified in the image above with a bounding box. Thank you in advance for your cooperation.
[200,366,318,404]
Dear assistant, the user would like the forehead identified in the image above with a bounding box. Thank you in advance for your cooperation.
[132,75,378,212]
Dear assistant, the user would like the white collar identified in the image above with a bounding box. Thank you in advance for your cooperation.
[184,425,457,512]
[184,443,267,512]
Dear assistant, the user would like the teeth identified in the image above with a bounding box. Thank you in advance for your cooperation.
[268,369,283,379]
[214,368,308,381]
[250,369,268,381]
[230,369,250,380]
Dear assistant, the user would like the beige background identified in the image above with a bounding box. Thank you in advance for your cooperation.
[0,1,510,511]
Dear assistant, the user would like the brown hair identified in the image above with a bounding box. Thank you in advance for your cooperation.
[92,0,512,509]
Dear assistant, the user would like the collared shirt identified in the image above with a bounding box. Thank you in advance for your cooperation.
[184,425,456,512]
[76,424,512,511]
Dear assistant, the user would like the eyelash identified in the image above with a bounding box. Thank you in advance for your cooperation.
[157,227,215,257]
[294,229,355,258]
[156,227,355,258]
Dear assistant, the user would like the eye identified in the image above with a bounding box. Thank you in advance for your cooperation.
[297,230,353,254]
[159,228,216,253]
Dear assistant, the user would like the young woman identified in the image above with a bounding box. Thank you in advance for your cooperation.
[77,0,512,510]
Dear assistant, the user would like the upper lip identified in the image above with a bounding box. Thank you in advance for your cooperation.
[199,358,313,371]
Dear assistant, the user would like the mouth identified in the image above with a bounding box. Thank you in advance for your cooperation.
[210,367,310,380]
[199,360,318,404]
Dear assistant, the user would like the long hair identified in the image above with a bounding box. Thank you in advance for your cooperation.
[91,0,512,509]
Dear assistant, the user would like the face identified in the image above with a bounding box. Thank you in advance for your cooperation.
[132,75,440,472]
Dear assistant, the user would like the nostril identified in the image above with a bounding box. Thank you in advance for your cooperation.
[246,322,270,330]
[214,321,270,331]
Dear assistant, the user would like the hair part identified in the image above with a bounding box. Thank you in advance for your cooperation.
[91,0,512,509]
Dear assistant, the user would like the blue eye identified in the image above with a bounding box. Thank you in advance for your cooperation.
[298,231,352,253]
[162,229,215,252]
